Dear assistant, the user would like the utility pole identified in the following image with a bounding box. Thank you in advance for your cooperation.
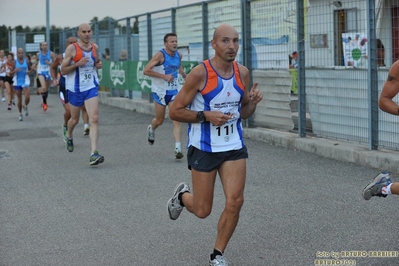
[46,0,50,45]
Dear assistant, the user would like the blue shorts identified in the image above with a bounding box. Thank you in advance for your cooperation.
[14,75,30,89]
[152,92,177,106]
[67,87,98,107]
[38,71,51,81]
[14,86,29,90]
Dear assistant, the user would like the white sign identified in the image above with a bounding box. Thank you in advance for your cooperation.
[26,43,40,52]
[34,34,45,43]
[342,33,368,68]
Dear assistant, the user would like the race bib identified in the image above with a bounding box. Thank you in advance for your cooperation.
[80,70,93,84]
[167,77,178,88]
[211,118,238,143]
[40,65,49,72]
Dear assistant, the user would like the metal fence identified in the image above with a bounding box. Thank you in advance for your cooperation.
[22,0,399,152]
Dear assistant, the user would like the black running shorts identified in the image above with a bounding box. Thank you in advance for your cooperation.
[187,145,248,172]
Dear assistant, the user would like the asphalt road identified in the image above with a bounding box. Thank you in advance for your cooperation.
[1,93,398,266]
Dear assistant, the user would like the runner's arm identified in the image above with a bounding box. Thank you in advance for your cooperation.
[143,52,169,80]
[379,60,399,115]
[93,43,102,69]
[60,45,82,75]
[178,53,186,78]
[50,55,61,81]
[239,65,262,119]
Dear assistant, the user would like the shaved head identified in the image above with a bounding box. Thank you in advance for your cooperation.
[77,23,92,44]
[78,23,91,31]
[66,36,77,46]
[211,23,239,63]
[212,23,238,41]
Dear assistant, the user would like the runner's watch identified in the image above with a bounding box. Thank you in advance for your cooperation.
[196,111,206,123]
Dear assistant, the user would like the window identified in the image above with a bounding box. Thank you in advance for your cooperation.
[334,9,358,65]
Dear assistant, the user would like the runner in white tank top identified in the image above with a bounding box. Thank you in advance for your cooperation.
[0,49,7,102]
[61,23,104,166]
[166,24,263,266]
[36,41,56,111]
[50,37,90,141]
[143,33,187,159]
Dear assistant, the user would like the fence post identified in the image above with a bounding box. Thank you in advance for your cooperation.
[94,22,99,47]
[108,18,115,61]
[147,13,153,103]
[147,13,153,60]
[126,17,133,99]
[367,0,379,150]
[297,0,306,137]
[60,31,66,53]
[202,2,209,61]
[241,0,253,127]
[171,8,176,34]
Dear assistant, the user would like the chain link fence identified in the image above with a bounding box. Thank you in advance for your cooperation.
[14,0,399,151]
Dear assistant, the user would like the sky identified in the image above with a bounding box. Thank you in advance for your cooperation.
[1,0,203,28]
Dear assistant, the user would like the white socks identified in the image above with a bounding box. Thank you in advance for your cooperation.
[382,183,392,195]
[175,142,181,150]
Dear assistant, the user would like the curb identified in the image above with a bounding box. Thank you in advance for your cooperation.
[98,91,399,174]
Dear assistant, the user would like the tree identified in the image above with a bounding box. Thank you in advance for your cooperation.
[0,25,8,51]
[133,17,139,34]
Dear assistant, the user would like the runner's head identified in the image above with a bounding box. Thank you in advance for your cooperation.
[77,23,92,44]
[66,37,77,47]
[7,52,14,61]
[40,42,48,52]
[17,48,24,60]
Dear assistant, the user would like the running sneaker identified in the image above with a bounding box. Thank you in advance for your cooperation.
[12,100,15,106]
[175,148,184,159]
[7,103,11,110]
[66,137,74,152]
[42,103,48,112]
[23,105,29,116]
[84,124,90,136]
[209,255,229,266]
[147,125,155,145]
[167,182,190,220]
[89,150,104,166]
[18,114,23,121]
[362,171,392,200]
[62,125,68,143]
[1,97,5,102]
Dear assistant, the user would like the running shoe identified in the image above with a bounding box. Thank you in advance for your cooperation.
[147,125,155,145]
[42,103,48,112]
[1,97,5,102]
[12,100,15,106]
[175,148,184,159]
[209,255,229,266]
[7,103,11,110]
[66,137,74,152]
[89,150,104,166]
[62,125,68,143]
[18,114,23,121]
[23,105,29,116]
[167,182,190,220]
[84,124,90,136]
[362,171,392,200]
